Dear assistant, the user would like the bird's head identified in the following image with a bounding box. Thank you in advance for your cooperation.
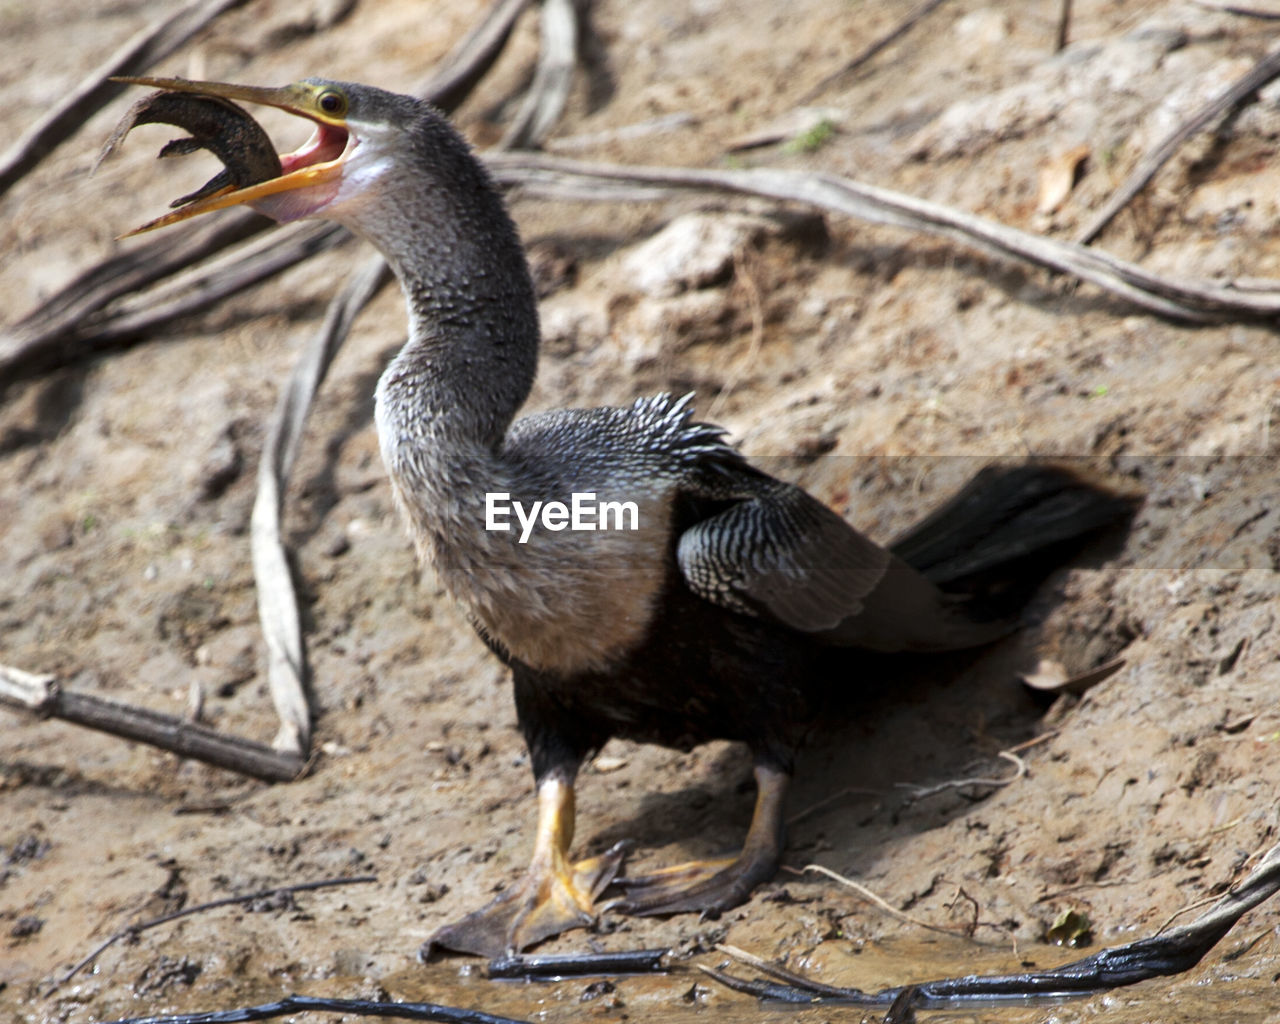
[113,76,420,234]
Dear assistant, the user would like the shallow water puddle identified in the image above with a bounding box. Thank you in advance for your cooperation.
[59,931,1276,1024]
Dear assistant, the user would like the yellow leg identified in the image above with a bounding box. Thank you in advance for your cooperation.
[424,775,624,959]
[611,763,789,916]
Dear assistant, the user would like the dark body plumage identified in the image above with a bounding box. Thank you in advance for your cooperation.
[507,452,1128,805]
[134,77,1135,958]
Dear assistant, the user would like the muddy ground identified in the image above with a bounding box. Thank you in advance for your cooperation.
[3,1,1280,1021]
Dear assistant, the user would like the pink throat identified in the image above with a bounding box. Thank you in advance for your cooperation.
[279,122,349,173]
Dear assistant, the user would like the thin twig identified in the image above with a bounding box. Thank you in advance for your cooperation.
[1033,879,1131,902]
[786,785,881,827]
[100,994,531,1024]
[1076,44,1280,244]
[714,944,859,999]
[487,948,668,979]
[0,663,305,783]
[1188,0,1280,17]
[46,875,377,996]
[897,750,1026,806]
[1153,892,1223,936]
[801,864,967,939]
[0,0,250,198]
[801,0,952,102]
[1005,730,1058,753]
[1055,0,1073,52]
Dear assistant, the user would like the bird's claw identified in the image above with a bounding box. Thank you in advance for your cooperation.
[422,841,627,959]
[608,850,776,917]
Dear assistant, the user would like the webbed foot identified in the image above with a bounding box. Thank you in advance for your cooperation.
[422,774,626,959]
[609,848,777,916]
[610,762,789,917]
[425,842,626,958]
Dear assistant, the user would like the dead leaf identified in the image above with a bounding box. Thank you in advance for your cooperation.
[1021,657,1125,696]
[1036,142,1090,215]
[1047,908,1093,947]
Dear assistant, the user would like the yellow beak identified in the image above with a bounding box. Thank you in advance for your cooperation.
[112,76,349,236]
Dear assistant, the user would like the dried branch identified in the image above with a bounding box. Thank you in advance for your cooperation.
[484,151,1280,321]
[1188,0,1280,17]
[47,875,376,996]
[98,223,345,340]
[1076,44,1280,244]
[0,0,250,198]
[251,253,391,755]
[5,214,260,367]
[486,948,668,979]
[415,0,534,112]
[0,663,305,782]
[0,219,347,384]
[708,838,1280,1007]
[1055,0,1073,52]
[785,785,881,827]
[501,0,580,149]
[99,994,533,1024]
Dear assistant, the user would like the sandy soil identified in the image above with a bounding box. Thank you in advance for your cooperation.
[2,1,1279,1022]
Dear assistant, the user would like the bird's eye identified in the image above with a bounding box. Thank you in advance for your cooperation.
[317,89,347,117]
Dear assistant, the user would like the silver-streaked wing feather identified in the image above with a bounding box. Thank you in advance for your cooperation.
[676,476,1010,652]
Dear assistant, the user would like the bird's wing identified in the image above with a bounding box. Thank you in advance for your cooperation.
[676,477,888,629]
[508,394,1005,652]
[676,474,1009,652]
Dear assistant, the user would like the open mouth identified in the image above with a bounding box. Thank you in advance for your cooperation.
[279,121,351,176]
[108,76,356,235]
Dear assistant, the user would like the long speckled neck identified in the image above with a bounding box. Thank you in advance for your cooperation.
[355,106,539,456]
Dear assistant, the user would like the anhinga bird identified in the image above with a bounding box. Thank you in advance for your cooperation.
[117,77,1133,958]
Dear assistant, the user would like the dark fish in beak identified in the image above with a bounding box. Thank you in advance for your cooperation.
[107,76,354,236]
[98,90,281,213]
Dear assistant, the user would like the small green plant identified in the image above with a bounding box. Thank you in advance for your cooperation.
[784,118,835,155]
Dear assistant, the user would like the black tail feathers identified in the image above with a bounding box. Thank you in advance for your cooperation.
[889,463,1139,611]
